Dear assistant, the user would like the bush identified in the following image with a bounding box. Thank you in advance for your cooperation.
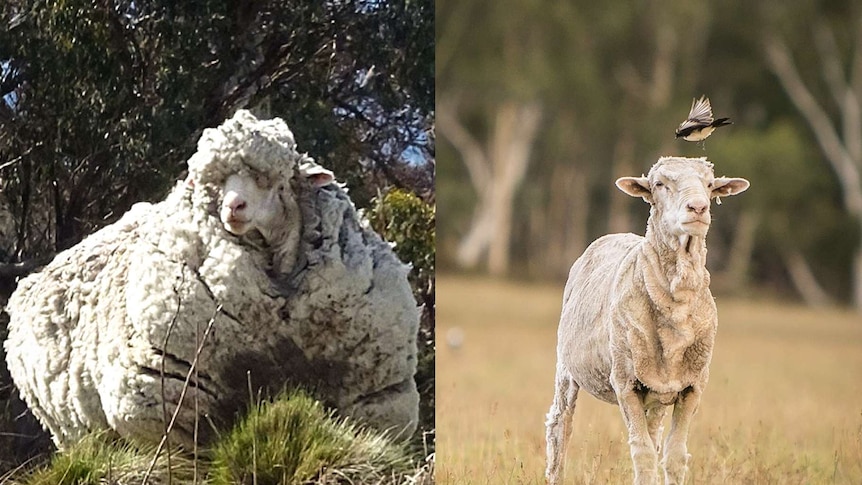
[368,189,435,298]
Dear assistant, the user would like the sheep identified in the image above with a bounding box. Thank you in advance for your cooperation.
[4,110,420,448]
[544,157,749,485]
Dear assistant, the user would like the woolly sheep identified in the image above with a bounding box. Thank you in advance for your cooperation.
[545,157,749,485]
[4,110,420,448]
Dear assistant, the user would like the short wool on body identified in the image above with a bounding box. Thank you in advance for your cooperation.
[4,110,420,448]
[545,157,749,485]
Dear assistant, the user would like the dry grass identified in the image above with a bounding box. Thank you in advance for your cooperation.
[436,275,862,484]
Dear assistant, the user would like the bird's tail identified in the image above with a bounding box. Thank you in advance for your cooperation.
[712,117,732,127]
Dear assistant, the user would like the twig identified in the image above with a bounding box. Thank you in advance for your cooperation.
[193,304,201,485]
[247,371,258,485]
[142,303,221,485]
[0,142,42,171]
[159,282,184,485]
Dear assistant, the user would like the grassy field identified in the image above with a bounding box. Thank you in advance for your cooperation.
[436,275,862,484]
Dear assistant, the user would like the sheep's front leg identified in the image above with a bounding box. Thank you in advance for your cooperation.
[662,386,701,485]
[646,405,666,455]
[616,384,659,485]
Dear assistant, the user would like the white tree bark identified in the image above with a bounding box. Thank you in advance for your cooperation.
[782,248,834,307]
[720,209,760,292]
[765,22,862,311]
[544,163,589,277]
[438,96,542,275]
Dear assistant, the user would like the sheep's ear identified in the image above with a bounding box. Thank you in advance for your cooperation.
[616,177,652,202]
[711,177,750,198]
[299,165,335,187]
[306,172,334,187]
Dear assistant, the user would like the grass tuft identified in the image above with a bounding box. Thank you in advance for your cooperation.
[5,432,195,485]
[1,390,430,485]
[208,389,415,485]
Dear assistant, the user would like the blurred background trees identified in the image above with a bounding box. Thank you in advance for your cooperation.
[437,0,862,311]
[0,0,433,268]
[0,0,434,473]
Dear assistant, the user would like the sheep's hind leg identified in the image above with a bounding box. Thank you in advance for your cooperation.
[661,386,701,485]
[545,367,579,485]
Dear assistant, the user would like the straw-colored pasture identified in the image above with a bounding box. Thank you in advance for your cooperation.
[436,275,862,484]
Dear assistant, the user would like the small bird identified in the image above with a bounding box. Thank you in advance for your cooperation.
[675,95,732,142]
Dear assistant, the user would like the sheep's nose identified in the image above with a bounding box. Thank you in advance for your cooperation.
[224,193,247,214]
[686,199,708,215]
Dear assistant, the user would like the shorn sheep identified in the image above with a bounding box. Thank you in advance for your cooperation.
[545,157,749,485]
[4,110,420,448]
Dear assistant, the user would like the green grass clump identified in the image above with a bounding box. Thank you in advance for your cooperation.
[2,390,428,485]
[6,432,196,485]
[208,389,415,485]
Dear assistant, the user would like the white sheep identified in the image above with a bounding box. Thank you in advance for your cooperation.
[545,157,749,485]
[4,110,420,448]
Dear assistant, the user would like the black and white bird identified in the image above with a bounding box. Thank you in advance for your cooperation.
[675,95,732,142]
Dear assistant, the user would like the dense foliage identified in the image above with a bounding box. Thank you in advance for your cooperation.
[0,0,433,263]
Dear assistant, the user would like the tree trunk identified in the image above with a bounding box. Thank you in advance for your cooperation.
[541,164,590,278]
[720,209,760,293]
[563,170,590,274]
[765,27,862,311]
[455,195,494,269]
[782,248,833,307]
[854,222,862,309]
[487,102,542,276]
[607,128,636,234]
[438,96,542,275]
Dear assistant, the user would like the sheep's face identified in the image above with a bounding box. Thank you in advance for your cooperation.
[220,172,285,238]
[616,158,749,238]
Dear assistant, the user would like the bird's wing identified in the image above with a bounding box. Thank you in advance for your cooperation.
[687,96,714,123]
[676,96,714,132]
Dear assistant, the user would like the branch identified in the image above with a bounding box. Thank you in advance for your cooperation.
[764,35,862,216]
[852,12,862,100]
[0,255,54,279]
[648,13,676,108]
[493,101,542,192]
[813,21,862,163]
[0,143,43,172]
[782,248,834,307]
[142,304,220,485]
[813,21,847,110]
[435,1,474,77]
[850,13,862,163]
[614,62,646,102]
[437,95,490,194]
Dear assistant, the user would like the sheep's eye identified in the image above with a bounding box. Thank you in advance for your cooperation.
[254,174,269,188]
[708,182,714,188]
[654,181,664,188]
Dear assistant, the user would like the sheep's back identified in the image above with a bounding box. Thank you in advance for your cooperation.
[268,183,420,437]
[556,233,642,403]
